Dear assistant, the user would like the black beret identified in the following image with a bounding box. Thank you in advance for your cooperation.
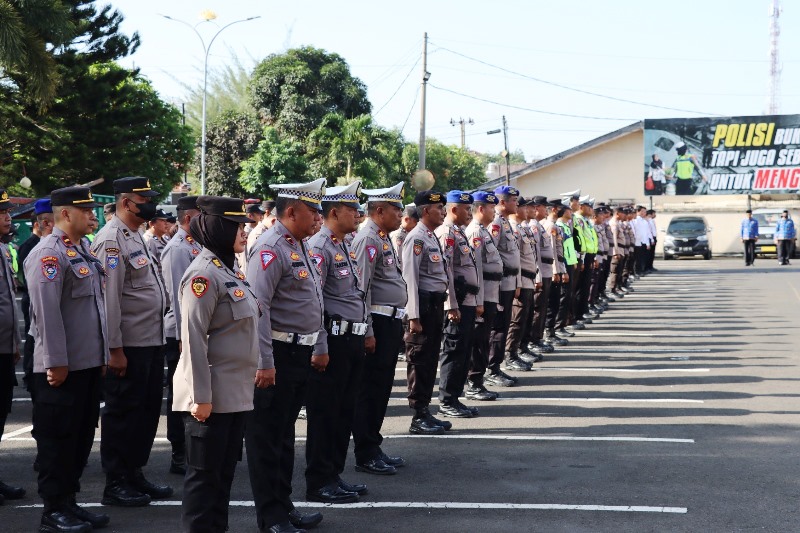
[50,186,102,208]
[113,176,159,197]
[414,190,445,206]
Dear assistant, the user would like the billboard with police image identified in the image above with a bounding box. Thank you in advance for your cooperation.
[643,114,800,195]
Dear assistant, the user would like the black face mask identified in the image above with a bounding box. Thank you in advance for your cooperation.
[130,200,157,221]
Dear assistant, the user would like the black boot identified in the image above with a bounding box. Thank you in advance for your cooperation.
[69,496,111,529]
[101,475,151,507]
[129,469,173,499]
[170,450,186,476]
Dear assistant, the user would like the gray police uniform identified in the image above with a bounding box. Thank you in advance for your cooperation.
[25,228,108,511]
[465,220,502,386]
[160,226,203,458]
[487,214,521,372]
[401,222,448,412]
[390,227,408,262]
[506,217,538,359]
[542,218,564,334]
[436,219,481,407]
[245,219,325,529]
[0,240,19,440]
[91,214,168,479]
[173,248,260,532]
[350,218,408,464]
[528,217,553,345]
[305,225,367,492]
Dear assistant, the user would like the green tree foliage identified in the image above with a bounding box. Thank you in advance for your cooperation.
[181,53,255,133]
[201,111,261,198]
[248,46,371,141]
[0,1,193,198]
[240,126,307,198]
[0,0,74,106]
[481,149,527,165]
[305,113,393,186]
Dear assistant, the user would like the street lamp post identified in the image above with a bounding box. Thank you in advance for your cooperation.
[487,115,511,185]
[161,12,260,195]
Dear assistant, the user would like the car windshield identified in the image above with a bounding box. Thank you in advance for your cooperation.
[668,219,705,233]
[753,213,782,226]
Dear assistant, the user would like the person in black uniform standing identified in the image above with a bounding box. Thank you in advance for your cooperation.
[25,186,109,533]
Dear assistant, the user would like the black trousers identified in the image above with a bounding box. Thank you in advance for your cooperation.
[546,278,565,333]
[32,367,101,508]
[488,290,515,372]
[675,178,692,195]
[600,257,612,294]
[743,240,755,264]
[439,305,477,404]
[506,289,533,356]
[182,411,246,533]
[21,290,34,392]
[558,264,576,329]
[589,260,603,304]
[568,264,582,325]
[468,301,497,386]
[577,255,595,317]
[778,240,793,264]
[165,337,185,453]
[634,245,648,274]
[405,293,445,411]
[305,332,364,491]
[531,278,552,342]
[352,314,402,463]
[101,345,165,477]
[648,240,657,269]
[246,341,310,529]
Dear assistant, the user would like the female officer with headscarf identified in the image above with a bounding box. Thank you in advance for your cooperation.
[173,196,261,533]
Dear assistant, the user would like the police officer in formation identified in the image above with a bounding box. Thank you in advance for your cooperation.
[435,191,481,419]
[0,188,25,505]
[160,195,203,476]
[173,196,258,533]
[91,177,173,507]
[350,183,408,474]
[245,179,326,533]
[305,182,369,504]
[24,187,109,533]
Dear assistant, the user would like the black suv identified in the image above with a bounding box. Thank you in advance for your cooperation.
[662,216,711,260]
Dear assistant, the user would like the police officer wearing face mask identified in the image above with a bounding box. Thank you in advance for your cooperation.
[91,176,172,507]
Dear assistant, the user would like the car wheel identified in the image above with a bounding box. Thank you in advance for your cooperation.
[663,254,671,261]
[704,252,712,260]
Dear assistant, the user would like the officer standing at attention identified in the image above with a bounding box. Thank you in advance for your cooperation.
[464,192,503,397]
[246,179,326,533]
[160,195,202,476]
[390,204,418,258]
[740,209,758,266]
[305,182,369,504]
[401,190,452,435]
[486,185,521,387]
[527,196,556,354]
[504,197,537,372]
[25,186,110,532]
[351,182,408,475]
[143,209,171,261]
[173,196,259,533]
[0,188,25,505]
[91,176,172,507]
[543,199,570,342]
[435,190,481,419]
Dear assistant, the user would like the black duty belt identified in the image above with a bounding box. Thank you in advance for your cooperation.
[464,284,480,295]
[325,317,368,336]
[483,271,503,282]
[502,266,519,277]
[419,290,447,304]
[521,269,537,280]
[556,255,564,263]
[541,257,554,265]
[598,251,607,256]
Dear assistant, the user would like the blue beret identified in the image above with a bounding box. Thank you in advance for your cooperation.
[493,185,519,196]
[446,190,473,204]
[473,191,498,204]
[34,198,52,215]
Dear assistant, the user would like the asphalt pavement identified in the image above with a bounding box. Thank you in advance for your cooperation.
[2,257,800,532]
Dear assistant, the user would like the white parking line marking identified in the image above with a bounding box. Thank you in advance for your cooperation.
[383,434,695,443]
[16,501,688,513]
[552,347,711,353]
[1,425,33,440]
[575,332,712,337]
[536,367,711,373]
[387,397,703,404]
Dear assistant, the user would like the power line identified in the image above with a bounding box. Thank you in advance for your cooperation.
[430,42,723,116]
[428,83,636,121]
[401,85,421,132]
[374,55,421,116]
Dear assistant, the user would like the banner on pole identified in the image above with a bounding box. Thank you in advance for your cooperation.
[643,114,800,195]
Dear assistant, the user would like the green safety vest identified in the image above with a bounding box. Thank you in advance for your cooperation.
[585,224,599,254]
[9,245,18,274]
[556,221,578,266]
[574,214,598,254]
[675,154,695,180]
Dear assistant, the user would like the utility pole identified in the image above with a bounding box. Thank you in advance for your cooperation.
[418,32,429,170]
[766,0,781,114]
[502,115,510,186]
[450,117,474,148]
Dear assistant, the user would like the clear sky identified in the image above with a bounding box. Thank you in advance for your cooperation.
[113,0,799,162]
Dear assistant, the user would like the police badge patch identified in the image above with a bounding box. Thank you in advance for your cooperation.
[106,256,119,270]
[473,237,482,249]
[137,257,147,266]
[260,250,276,270]
[41,256,59,280]
[191,276,209,298]
[491,225,500,237]
[413,239,423,256]
[66,249,77,258]
[311,253,324,274]
[366,245,377,262]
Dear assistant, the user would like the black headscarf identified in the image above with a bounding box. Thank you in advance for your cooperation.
[650,154,663,169]
[190,213,239,270]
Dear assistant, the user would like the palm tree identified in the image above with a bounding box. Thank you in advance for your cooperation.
[0,0,74,107]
